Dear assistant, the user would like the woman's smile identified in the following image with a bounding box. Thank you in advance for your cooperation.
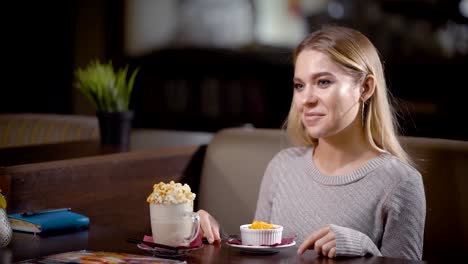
[304,111,325,125]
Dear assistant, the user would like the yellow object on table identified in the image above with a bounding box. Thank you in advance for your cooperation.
[0,189,6,209]
[249,221,276,229]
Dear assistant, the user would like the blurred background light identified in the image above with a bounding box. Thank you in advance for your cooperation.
[327,1,344,19]
[460,0,468,18]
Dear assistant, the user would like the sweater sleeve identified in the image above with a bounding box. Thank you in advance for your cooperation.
[253,155,279,222]
[330,224,382,257]
[331,173,426,260]
[379,174,426,260]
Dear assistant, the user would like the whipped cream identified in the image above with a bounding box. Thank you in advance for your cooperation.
[147,181,196,205]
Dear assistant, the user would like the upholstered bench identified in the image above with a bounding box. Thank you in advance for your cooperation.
[196,128,468,262]
[0,113,99,148]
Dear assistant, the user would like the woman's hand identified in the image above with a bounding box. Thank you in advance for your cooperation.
[197,209,221,244]
[297,226,336,258]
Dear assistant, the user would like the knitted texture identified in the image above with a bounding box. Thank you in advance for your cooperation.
[254,147,426,260]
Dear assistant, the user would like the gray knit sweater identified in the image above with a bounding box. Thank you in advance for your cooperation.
[254,147,426,260]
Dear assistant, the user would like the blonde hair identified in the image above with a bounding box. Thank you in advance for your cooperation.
[284,25,411,164]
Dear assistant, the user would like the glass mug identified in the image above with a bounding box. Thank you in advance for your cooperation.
[0,208,13,247]
[149,203,200,247]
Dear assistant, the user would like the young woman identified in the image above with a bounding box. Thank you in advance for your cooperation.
[199,25,426,260]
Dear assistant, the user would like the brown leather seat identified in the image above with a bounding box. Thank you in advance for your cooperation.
[400,137,468,261]
[198,128,468,262]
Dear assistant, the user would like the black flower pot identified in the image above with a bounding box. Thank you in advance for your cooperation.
[97,111,134,149]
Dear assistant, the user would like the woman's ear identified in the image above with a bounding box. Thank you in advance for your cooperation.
[361,75,376,101]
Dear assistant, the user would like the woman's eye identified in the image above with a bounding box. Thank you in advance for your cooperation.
[318,79,332,87]
[293,83,304,90]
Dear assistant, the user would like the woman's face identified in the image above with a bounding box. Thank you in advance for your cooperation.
[293,49,362,140]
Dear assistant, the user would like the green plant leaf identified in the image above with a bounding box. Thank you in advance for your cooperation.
[126,67,140,108]
[73,59,139,112]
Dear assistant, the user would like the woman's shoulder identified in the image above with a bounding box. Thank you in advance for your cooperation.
[379,155,426,209]
[379,154,423,185]
[266,146,310,166]
[274,146,310,160]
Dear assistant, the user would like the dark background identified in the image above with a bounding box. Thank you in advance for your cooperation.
[2,0,467,140]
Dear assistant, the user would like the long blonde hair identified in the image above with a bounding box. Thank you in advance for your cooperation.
[284,25,411,164]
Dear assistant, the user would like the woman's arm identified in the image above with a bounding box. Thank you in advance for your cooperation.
[299,173,426,260]
[379,175,426,260]
[333,175,426,259]
[330,224,381,257]
[298,224,382,258]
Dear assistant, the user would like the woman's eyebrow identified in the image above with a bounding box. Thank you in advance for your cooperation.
[293,77,303,82]
[310,72,334,79]
[294,72,334,82]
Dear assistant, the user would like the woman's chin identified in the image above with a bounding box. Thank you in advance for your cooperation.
[305,127,326,139]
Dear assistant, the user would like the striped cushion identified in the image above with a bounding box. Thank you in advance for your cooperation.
[0,114,99,148]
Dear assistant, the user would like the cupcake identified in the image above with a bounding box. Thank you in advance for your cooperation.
[240,221,283,246]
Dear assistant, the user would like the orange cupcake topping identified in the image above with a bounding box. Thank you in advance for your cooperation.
[249,220,276,229]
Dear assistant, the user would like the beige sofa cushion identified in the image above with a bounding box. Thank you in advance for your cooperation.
[198,127,468,261]
[198,128,291,235]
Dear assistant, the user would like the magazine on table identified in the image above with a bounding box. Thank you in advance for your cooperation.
[15,250,186,264]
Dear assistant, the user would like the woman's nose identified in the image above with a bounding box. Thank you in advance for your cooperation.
[302,87,318,104]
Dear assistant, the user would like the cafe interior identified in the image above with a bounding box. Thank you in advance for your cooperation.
[1,0,467,263]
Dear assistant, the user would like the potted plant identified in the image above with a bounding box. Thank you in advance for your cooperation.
[74,60,139,148]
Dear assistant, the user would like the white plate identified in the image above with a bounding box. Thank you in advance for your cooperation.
[225,241,296,254]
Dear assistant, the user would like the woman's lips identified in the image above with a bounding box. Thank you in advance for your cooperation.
[304,112,325,125]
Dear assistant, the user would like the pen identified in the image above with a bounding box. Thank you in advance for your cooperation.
[21,207,72,217]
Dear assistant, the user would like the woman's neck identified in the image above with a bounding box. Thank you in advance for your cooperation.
[313,121,379,176]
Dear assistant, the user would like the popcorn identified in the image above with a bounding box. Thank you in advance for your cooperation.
[146,181,196,205]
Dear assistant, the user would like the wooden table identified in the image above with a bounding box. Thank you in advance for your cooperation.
[6,200,429,264]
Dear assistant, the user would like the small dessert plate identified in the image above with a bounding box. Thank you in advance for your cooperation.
[225,240,296,254]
